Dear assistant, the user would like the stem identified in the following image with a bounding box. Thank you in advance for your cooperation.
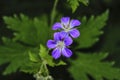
[39,61,49,76]
[34,61,51,80]
[50,0,59,26]
[43,61,49,76]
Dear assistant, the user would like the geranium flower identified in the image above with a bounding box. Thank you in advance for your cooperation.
[47,32,73,59]
[52,17,81,38]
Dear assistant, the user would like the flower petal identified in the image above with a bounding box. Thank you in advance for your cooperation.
[61,17,70,26]
[47,40,57,49]
[59,31,68,38]
[54,32,61,41]
[69,29,80,38]
[52,22,62,30]
[70,19,81,28]
[54,32,67,41]
[52,48,61,59]
[62,48,72,58]
[64,36,73,46]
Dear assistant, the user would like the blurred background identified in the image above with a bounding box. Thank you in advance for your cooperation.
[0,0,120,80]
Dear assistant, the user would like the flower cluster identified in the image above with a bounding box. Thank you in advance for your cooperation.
[47,17,81,59]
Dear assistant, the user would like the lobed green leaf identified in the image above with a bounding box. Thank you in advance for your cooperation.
[76,10,109,48]
[3,14,50,46]
[0,37,32,75]
[67,0,89,12]
[69,52,120,80]
[39,45,66,67]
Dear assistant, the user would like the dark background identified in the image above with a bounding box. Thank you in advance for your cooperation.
[0,0,120,80]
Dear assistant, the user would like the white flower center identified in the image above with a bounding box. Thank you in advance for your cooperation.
[62,24,71,32]
[57,41,65,48]
[64,27,71,32]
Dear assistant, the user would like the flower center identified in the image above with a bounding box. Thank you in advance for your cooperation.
[57,41,65,48]
[63,24,71,32]
[64,27,71,32]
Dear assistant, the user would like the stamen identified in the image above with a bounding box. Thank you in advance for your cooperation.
[57,41,65,48]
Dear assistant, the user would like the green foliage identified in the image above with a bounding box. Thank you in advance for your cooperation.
[69,52,120,80]
[29,51,41,63]
[101,24,120,53]
[67,0,89,12]
[68,10,120,80]
[39,45,66,67]
[0,14,51,75]
[0,5,118,80]
[0,0,119,80]
[20,61,41,74]
[0,37,33,75]
[3,14,50,46]
[21,44,66,74]
[39,45,54,66]
[21,49,41,74]
[100,24,120,67]
[0,14,66,75]
[76,10,109,48]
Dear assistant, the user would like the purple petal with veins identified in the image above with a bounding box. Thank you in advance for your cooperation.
[64,36,73,46]
[52,22,62,30]
[69,29,80,38]
[61,17,70,26]
[70,19,81,28]
[47,40,57,49]
[52,48,61,59]
[62,48,72,58]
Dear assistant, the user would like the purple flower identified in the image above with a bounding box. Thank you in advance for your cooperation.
[52,17,81,38]
[47,32,73,59]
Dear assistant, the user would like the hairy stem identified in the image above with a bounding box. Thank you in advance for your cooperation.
[50,0,59,26]
[34,61,53,80]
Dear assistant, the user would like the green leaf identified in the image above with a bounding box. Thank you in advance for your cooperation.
[20,61,41,74]
[39,44,49,59]
[21,44,66,74]
[1,14,51,74]
[0,37,32,75]
[29,51,40,62]
[69,52,120,80]
[39,45,66,67]
[0,37,42,74]
[67,0,89,12]
[76,10,109,48]
[101,24,120,67]
[55,60,66,66]
[3,14,50,46]
[0,14,65,75]
[21,50,42,74]
[101,24,120,53]
[39,44,57,67]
